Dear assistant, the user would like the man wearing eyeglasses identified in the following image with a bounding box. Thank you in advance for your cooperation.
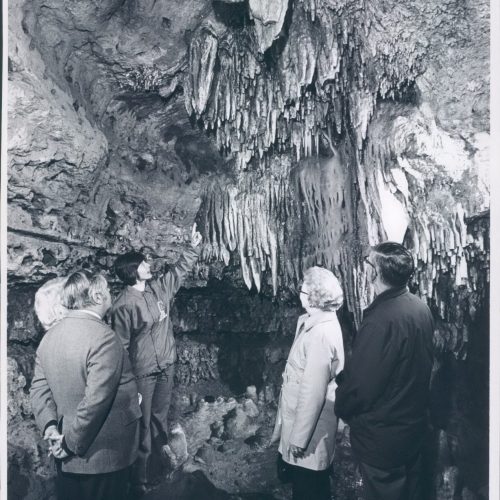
[335,242,434,500]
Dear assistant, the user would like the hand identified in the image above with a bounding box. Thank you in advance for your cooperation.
[288,444,305,462]
[138,392,143,405]
[49,434,69,460]
[191,223,202,248]
[44,425,63,452]
[43,425,59,444]
[52,445,69,460]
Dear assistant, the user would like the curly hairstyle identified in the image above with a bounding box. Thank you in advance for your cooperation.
[34,276,69,331]
[302,266,343,311]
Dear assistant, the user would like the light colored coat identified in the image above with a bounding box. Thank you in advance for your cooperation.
[278,311,344,471]
[30,311,142,474]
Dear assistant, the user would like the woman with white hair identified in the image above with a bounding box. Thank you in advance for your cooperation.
[271,266,345,500]
[34,276,69,331]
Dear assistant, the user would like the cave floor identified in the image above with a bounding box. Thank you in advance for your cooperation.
[140,379,362,500]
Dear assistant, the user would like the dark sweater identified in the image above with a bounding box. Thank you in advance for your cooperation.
[335,286,434,468]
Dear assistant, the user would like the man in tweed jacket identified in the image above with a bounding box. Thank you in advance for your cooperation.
[30,271,142,500]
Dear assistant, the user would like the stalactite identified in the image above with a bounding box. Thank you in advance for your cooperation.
[185,24,220,117]
[185,0,423,167]
[195,150,366,324]
[186,0,486,338]
[197,167,287,295]
[248,0,288,54]
[358,102,489,353]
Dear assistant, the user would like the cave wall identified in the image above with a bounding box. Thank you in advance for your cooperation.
[8,0,228,284]
[7,0,490,498]
[428,213,489,499]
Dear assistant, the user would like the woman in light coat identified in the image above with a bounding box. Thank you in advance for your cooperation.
[271,266,345,500]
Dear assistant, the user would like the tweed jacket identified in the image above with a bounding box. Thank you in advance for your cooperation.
[30,310,141,474]
[278,311,344,471]
[110,247,199,377]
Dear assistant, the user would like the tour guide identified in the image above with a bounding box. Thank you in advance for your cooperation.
[110,224,202,495]
[335,242,434,500]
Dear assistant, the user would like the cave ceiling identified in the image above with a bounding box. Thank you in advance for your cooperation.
[8,0,489,324]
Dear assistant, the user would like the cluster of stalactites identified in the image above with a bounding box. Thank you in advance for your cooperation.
[185,20,339,168]
[196,154,369,325]
[411,207,469,298]
[290,154,368,320]
[185,0,423,168]
[425,214,489,360]
[196,174,285,294]
[360,104,489,356]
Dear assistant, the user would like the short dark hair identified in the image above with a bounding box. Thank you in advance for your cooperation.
[372,242,415,287]
[114,251,145,286]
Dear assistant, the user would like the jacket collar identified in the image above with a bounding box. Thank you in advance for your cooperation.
[124,283,155,296]
[125,285,145,297]
[65,310,105,323]
[298,310,338,332]
[364,285,408,315]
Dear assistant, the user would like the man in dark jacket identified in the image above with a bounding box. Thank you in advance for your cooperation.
[335,242,434,500]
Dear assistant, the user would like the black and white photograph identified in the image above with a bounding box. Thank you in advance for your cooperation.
[2,0,496,499]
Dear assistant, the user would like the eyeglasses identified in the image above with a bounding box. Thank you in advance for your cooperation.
[363,256,376,269]
[364,256,378,277]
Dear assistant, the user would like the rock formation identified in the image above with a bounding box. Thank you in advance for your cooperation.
[7,0,489,498]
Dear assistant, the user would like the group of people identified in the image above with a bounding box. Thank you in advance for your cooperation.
[30,225,202,499]
[271,242,434,500]
[30,232,434,500]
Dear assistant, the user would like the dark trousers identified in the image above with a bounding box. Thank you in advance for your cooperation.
[289,462,331,500]
[56,463,130,500]
[358,451,424,500]
[134,364,175,484]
